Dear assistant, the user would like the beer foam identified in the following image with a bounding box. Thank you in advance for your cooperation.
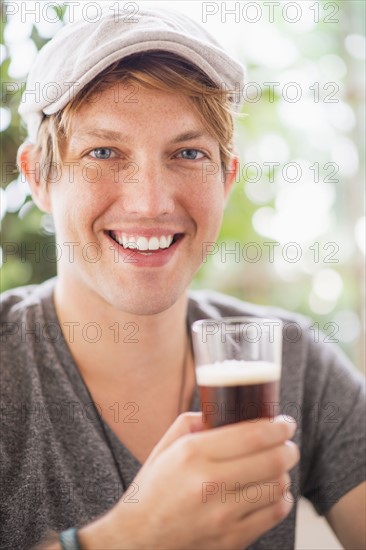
[196,360,280,386]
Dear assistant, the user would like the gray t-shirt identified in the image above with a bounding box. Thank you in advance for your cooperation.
[1,279,365,549]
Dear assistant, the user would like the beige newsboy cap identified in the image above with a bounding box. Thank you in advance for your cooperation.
[18,5,245,143]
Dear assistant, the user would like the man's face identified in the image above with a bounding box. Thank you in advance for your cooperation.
[45,83,234,315]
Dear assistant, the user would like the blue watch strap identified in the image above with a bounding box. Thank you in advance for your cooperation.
[59,527,81,550]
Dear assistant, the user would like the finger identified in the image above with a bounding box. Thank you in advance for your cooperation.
[201,472,290,516]
[186,416,297,461]
[226,494,294,549]
[199,475,294,548]
[208,441,300,488]
[145,412,204,465]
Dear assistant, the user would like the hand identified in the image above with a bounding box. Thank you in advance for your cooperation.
[78,414,299,549]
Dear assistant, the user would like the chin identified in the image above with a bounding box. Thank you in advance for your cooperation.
[101,285,184,316]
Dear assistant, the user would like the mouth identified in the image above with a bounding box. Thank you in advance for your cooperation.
[107,231,184,255]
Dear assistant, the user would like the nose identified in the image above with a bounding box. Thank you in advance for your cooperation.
[120,159,175,218]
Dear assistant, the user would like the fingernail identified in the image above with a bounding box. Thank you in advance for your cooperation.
[287,421,297,437]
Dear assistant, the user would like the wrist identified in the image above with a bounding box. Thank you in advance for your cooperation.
[77,512,116,550]
[77,507,136,550]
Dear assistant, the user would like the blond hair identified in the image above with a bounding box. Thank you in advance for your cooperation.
[31,51,237,185]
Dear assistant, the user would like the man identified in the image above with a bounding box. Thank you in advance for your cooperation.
[1,5,365,550]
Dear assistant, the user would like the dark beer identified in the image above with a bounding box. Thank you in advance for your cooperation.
[197,361,280,429]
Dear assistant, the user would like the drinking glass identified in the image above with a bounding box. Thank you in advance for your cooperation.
[191,317,283,428]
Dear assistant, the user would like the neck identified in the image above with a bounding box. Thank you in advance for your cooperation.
[53,275,191,383]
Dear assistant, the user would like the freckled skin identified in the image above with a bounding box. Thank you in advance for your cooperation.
[45,84,233,315]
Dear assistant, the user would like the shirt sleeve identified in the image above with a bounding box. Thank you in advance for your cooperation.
[300,329,366,515]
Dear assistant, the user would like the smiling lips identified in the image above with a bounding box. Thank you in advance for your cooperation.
[109,231,179,252]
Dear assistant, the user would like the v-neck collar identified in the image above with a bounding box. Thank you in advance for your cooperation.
[39,278,201,480]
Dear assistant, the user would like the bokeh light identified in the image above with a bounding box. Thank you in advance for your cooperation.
[0,108,11,132]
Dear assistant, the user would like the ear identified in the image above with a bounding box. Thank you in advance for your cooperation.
[17,143,52,213]
[223,154,239,204]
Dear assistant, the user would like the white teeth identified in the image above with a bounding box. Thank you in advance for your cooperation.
[165,235,174,248]
[148,237,160,251]
[113,233,175,251]
[136,236,149,250]
[160,236,167,249]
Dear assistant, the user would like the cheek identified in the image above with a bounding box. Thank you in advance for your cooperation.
[49,176,111,235]
[189,181,225,232]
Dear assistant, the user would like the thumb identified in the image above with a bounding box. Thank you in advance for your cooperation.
[145,412,204,465]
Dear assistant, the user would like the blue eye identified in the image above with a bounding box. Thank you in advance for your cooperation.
[178,149,205,160]
[89,148,115,160]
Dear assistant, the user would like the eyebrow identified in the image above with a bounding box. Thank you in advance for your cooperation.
[75,129,129,142]
[171,130,210,143]
[73,129,211,143]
